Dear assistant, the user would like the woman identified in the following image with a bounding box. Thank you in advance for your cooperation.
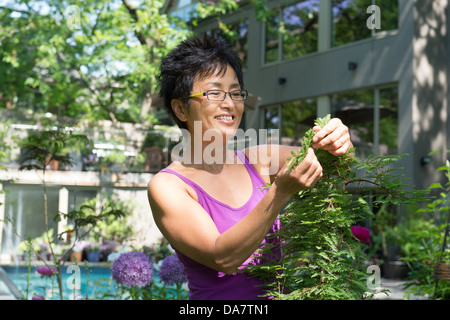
[148,34,353,300]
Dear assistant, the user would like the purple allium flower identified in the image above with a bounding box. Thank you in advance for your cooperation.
[158,254,187,286]
[111,251,153,288]
[32,295,45,300]
[36,266,56,277]
[351,226,370,244]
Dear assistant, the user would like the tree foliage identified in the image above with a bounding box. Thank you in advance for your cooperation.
[0,0,238,126]
[247,115,429,300]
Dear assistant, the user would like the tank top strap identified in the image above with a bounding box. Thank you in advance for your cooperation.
[159,150,267,200]
[159,167,201,191]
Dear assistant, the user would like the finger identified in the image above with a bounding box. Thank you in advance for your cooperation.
[328,139,352,156]
[298,149,323,187]
[304,158,323,188]
[311,165,323,187]
[313,125,348,150]
[312,118,343,143]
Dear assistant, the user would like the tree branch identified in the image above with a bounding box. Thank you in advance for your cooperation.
[121,0,151,48]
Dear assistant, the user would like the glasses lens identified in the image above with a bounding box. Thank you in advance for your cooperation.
[206,90,225,101]
[230,90,247,101]
[205,90,247,101]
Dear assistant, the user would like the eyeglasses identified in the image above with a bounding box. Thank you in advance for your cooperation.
[189,89,248,101]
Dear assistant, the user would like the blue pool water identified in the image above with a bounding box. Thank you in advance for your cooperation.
[2,263,186,300]
[2,264,117,300]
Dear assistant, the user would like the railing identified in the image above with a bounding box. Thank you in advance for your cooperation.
[0,267,23,300]
[0,123,182,174]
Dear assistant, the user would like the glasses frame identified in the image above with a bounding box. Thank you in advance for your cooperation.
[189,89,248,101]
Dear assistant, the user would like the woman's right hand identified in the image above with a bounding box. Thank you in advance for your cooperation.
[272,148,323,197]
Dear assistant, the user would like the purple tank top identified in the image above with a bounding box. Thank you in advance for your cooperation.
[160,150,280,300]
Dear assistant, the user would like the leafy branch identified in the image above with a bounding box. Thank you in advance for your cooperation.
[12,126,130,299]
[247,115,429,300]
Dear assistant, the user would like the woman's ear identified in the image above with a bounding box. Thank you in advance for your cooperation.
[171,99,188,123]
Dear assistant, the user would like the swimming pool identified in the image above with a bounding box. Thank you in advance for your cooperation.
[2,264,117,300]
[1,263,187,300]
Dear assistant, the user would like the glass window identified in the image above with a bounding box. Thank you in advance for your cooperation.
[68,188,98,212]
[282,1,319,60]
[331,85,398,159]
[262,98,317,146]
[264,0,319,64]
[378,86,398,155]
[377,0,399,31]
[1,185,60,255]
[212,19,249,68]
[332,0,399,48]
[264,10,280,64]
[332,88,374,159]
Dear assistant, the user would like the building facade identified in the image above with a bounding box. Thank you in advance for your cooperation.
[181,0,449,191]
[1,0,449,263]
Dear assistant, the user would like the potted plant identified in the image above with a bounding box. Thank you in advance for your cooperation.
[401,151,450,299]
[86,242,100,262]
[70,240,89,263]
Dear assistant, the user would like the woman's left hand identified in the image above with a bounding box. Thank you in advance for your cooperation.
[311,118,353,156]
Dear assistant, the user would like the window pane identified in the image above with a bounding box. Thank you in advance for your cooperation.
[332,88,374,159]
[263,98,317,146]
[280,99,317,145]
[332,0,398,48]
[68,188,98,212]
[332,0,372,47]
[379,86,398,155]
[213,19,249,68]
[1,185,60,255]
[377,0,399,31]
[265,1,319,64]
[282,0,319,60]
[263,105,280,132]
[264,10,280,64]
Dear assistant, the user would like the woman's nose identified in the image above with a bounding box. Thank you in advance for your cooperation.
[219,93,235,108]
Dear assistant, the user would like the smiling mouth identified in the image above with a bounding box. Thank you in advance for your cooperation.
[215,115,234,121]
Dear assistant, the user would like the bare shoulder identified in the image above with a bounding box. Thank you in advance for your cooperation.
[148,170,176,195]
[148,169,193,202]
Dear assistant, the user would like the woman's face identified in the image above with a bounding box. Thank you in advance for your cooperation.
[178,65,244,142]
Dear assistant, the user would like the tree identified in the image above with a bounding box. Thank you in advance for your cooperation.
[0,0,239,127]
[247,116,428,300]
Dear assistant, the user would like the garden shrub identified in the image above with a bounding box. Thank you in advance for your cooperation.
[247,115,428,300]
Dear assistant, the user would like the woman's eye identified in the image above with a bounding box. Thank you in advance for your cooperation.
[208,91,222,98]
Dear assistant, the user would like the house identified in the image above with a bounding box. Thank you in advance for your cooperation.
[1,0,448,263]
[161,0,449,191]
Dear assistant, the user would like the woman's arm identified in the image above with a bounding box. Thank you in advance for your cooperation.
[250,117,353,183]
[148,148,322,275]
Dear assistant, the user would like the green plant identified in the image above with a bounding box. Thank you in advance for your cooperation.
[247,115,428,300]
[7,126,128,299]
[65,194,133,245]
[401,150,450,300]
[18,126,88,235]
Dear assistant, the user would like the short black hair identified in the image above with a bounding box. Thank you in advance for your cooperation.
[157,33,244,129]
